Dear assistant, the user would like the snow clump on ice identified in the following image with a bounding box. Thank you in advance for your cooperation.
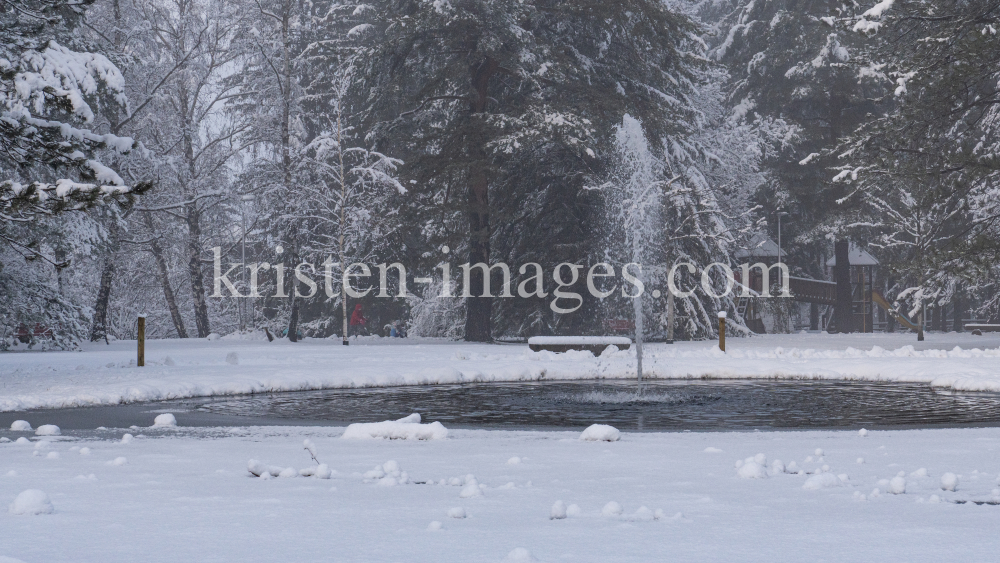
[858,428,868,437]
[427,521,443,531]
[941,472,959,491]
[888,476,906,494]
[507,457,521,465]
[579,424,620,442]
[735,454,768,479]
[503,548,538,562]
[35,424,60,436]
[121,433,134,444]
[602,501,623,516]
[9,489,54,515]
[460,477,483,498]
[803,473,841,490]
[298,464,332,479]
[10,420,31,431]
[79,447,91,455]
[226,352,239,365]
[108,457,128,466]
[15,437,30,445]
[46,451,59,460]
[448,507,467,519]
[550,500,566,520]
[153,413,177,427]
[364,460,410,486]
[342,413,448,440]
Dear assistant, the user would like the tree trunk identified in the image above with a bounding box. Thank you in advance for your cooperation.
[185,204,211,337]
[953,295,963,332]
[90,258,115,342]
[143,213,188,338]
[464,57,497,342]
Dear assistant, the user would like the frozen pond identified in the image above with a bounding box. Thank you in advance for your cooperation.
[4,380,1000,432]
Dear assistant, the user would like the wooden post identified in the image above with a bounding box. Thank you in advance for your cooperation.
[137,316,145,367]
[834,240,853,333]
[718,311,726,352]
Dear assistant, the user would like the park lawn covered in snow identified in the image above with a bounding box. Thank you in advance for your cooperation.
[2,419,1000,562]
[4,332,1000,411]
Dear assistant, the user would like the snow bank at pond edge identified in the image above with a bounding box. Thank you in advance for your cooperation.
[5,336,1000,412]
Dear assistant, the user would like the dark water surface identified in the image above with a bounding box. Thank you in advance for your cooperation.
[5,380,1000,432]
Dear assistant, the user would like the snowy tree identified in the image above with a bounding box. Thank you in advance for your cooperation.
[705,0,885,277]
[343,0,708,341]
[0,0,148,349]
[836,0,1000,327]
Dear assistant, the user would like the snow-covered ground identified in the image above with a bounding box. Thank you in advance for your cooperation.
[2,418,999,562]
[3,332,1000,412]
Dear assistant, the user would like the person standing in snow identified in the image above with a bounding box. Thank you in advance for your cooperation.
[349,304,368,337]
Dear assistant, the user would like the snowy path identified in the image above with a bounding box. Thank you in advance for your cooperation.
[3,333,1000,411]
[2,422,998,562]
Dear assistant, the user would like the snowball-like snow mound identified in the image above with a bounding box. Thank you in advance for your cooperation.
[460,478,483,498]
[803,473,841,490]
[888,476,906,494]
[226,352,239,365]
[35,424,60,436]
[503,548,538,562]
[9,489,53,515]
[153,413,177,427]
[579,424,620,442]
[121,433,134,444]
[602,501,623,516]
[108,457,128,466]
[550,500,567,520]
[342,413,448,440]
[15,437,30,445]
[941,472,958,492]
[858,428,868,437]
[448,507,467,519]
[735,455,768,479]
[427,521,443,531]
[10,420,31,431]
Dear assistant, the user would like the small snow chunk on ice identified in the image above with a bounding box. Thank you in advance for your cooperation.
[507,457,521,465]
[153,413,177,427]
[0,438,8,443]
[888,476,906,494]
[503,548,538,562]
[108,457,128,466]
[736,456,768,479]
[580,424,620,442]
[342,414,448,440]
[941,472,959,492]
[226,352,239,365]
[427,520,443,531]
[79,447,91,455]
[35,424,60,436]
[910,468,927,478]
[859,428,869,437]
[448,507,467,519]
[46,452,59,460]
[9,489,53,515]
[550,500,566,520]
[121,433,134,444]
[460,479,483,498]
[803,473,841,490]
[602,501,623,516]
[857,458,865,464]
[10,420,31,431]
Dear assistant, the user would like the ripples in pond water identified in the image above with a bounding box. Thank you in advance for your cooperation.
[183,380,1000,431]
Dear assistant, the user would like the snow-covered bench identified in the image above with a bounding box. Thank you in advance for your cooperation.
[965,324,1000,333]
[527,336,632,355]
